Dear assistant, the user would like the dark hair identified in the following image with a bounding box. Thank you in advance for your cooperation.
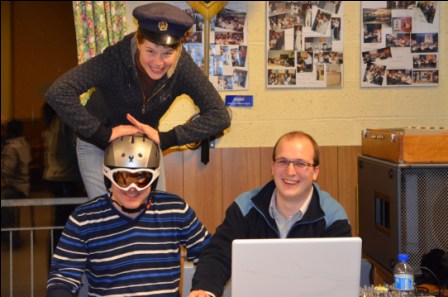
[42,102,57,128]
[272,131,320,166]
[6,119,23,139]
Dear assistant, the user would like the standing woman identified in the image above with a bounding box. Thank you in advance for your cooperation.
[45,3,231,199]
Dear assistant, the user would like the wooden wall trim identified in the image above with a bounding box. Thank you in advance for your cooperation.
[318,147,339,200]
[164,146,361,235]
[337,146,362,236]
[222,148,262,213]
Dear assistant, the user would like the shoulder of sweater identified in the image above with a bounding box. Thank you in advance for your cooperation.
[177,48,197,69]
[102,33,134,63]
[234,185,265,216]
[155,190,181,197]
[234,181,275,212]
[314,183,337,204]
[154,191,187,203]
[75,195,110,213]
[314,183,348,220]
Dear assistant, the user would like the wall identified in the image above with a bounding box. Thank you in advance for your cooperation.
[163,145,362,235]
[126,1,448,147]
[2,2,447,144]
[1,1,12,120]
[0,1,77,121]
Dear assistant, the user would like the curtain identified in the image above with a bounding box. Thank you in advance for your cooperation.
[72,1,127,103]
[73,1,127,63]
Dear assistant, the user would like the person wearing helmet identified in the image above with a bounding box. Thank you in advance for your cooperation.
[47,134,211,296]
[45,2,231,200]
[102,133,161,215]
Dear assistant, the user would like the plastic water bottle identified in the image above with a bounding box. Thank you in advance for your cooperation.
[393,253,415,297]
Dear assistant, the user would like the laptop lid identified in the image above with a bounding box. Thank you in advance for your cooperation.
[231,237,362,297]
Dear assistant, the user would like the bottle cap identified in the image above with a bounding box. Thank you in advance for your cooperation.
[398,253,409,262]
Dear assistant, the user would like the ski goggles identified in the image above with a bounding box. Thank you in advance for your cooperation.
[103,166,160,191]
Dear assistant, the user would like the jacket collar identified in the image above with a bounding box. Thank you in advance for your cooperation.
[251,181,325,224]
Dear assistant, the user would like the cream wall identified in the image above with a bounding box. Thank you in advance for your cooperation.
[127,1,448,147]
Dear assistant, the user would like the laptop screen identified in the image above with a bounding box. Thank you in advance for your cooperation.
[231,237,362,297]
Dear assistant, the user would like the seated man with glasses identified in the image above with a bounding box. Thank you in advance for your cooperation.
[47,134,211,297]
[188,131,352,297]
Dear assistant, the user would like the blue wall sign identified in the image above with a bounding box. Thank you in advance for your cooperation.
[225,95,253,107]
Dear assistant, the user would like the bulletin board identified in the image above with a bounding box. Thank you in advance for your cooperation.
[175,1,249,91]
[361,1,439,87]
[266,1,344,89]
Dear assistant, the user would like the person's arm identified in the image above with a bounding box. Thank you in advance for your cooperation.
[324,219,352,237]
[188,290,215,297]
[45,39,134,149]
[45,54,109,141]
[47,213,87,296]
[46,287,76,297]
[179,201,212,262]
[109,124,143,143]
[316,184,353,237]
[125,114,160,145]
[1,145,17,185]
[190,202,246,297]
[158,51,231,150]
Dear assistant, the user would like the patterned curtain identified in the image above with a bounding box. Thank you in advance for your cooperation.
[72,1,127,103]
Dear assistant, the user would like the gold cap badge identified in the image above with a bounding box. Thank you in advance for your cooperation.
[158,21,168,31]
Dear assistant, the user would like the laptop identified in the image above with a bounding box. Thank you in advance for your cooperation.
[231,237,362,297]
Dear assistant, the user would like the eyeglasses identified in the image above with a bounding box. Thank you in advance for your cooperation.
[103,166,160,191]
[274,158,315,170]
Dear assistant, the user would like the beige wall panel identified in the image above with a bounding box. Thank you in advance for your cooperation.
[337,146,362,236]
[183,149,223,233]
[222,148,261,213]
[317,147,339,200]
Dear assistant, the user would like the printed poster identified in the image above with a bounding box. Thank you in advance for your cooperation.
[175,1,249,91]
[361,1,439,87]
[266,1,344,88]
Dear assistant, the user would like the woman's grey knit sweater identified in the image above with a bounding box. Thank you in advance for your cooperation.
[45,33,230,150]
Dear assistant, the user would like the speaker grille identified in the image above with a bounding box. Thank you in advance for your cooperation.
[400,167,448,271]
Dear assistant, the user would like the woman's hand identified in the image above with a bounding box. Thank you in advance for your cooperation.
[126,113,160,144]
[187,290,212,297]
[109,125,141,143]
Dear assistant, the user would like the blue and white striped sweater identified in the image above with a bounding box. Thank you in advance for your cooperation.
[48,192,211,296]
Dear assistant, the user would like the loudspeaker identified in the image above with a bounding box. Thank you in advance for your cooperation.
[358,155,448,274]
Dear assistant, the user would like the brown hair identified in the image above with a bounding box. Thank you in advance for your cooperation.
[272,131,320,166]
